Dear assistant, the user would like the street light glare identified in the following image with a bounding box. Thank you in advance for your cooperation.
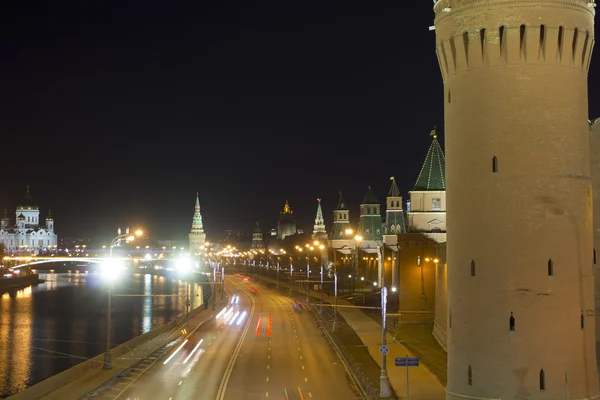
[126,235,135,241]
[135,230,144,236]
[355,235,363,242]
[344,228,353,235]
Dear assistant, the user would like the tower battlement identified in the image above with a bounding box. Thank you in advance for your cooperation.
[434,0,595,78]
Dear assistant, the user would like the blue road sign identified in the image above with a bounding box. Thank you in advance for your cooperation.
[379,345,389,355]
[395,357,419,367]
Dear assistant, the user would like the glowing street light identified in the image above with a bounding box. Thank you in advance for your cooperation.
[103,228,143,370]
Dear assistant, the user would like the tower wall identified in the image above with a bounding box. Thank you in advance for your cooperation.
[435,1,598,399]
[591,118,600,360]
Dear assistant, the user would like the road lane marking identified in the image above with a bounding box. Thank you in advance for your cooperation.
[163,339,188,364]
[302,365,305,370]
[266,392,269,397]
[183,339,203,364]
[305,377,308,382]
[309,392,312,397]
[298,387,305,399]
[266,377,269,382]
[267,365,269,369]
[179,381,183,385]
[300,356,302,359]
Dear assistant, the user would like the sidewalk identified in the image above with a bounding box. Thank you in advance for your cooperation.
[11,291,229,400]
[251,273,445,400]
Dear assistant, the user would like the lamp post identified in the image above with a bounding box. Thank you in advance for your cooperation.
[353,235,363,293]
[103,229,143,370]
[378,244,392,398]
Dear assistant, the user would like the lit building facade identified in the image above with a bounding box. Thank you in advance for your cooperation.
[0,186,57,252]
[435,0,598,398]
[277,200,297,240]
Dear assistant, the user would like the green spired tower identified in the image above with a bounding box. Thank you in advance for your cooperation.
[357,186,383,242]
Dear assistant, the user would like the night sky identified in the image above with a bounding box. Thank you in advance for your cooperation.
[1,2,598,243]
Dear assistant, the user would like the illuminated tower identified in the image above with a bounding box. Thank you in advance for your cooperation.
[357,186,382,242]
[312,198,327,241]
[251,221,264,249]
[385,177,407,234]
[277,200,297,240]
[408,129,446,242]
[434,0,598,398]
[188,193,206,252]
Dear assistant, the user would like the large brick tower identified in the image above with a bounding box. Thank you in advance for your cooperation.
[433,0,598,399]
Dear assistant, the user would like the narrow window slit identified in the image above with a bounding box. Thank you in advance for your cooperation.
[582,32,590,67]
[581,310,585,330]
[463,31,469,66]
[468,365,472,386]
[471,260,475,276]
[509,312,515,331]
[520,25,526,57]
[548,258,553,276]
[572,28,579,63]
[492,156,498,173]
[499,26,505,56]
[480,28,486,61]
[540,369,546,391]
[558,26,564,58]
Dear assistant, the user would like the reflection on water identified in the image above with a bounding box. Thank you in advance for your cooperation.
[0,272,203,397]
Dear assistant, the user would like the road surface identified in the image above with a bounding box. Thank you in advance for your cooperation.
[99,276,360,399]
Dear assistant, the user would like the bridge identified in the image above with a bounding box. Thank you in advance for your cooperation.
[2,255,204,274]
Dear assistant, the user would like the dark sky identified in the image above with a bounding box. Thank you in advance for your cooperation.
[0,2,598,244]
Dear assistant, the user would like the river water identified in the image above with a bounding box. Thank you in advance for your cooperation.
[0,271,204,397]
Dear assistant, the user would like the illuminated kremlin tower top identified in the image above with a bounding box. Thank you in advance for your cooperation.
[277,200,296,240]
[250,221,264,249]
[311,198,327,241]
[188,192,206,253]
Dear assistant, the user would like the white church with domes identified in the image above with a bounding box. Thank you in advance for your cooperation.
[0,186,57,252]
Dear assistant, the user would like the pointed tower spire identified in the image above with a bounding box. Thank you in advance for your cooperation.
[358,186,383,241]
[385,176,407,234]
[336,190,348,210]
[388,176,400,197]
[312,198,327,240]
[189,192,206,252]
[414,128,446,191]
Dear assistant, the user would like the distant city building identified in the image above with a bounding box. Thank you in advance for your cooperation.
[188,193,206,253]
[250,222,264,249]
[311,198,327,241]
[0,186,57,253]
[277,200,297,240]
[407,129,446,243]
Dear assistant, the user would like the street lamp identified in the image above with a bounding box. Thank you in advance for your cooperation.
[103,228,143,370]
[377,244,392,398]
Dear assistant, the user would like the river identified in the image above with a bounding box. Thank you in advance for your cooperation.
[0,271,204,397]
